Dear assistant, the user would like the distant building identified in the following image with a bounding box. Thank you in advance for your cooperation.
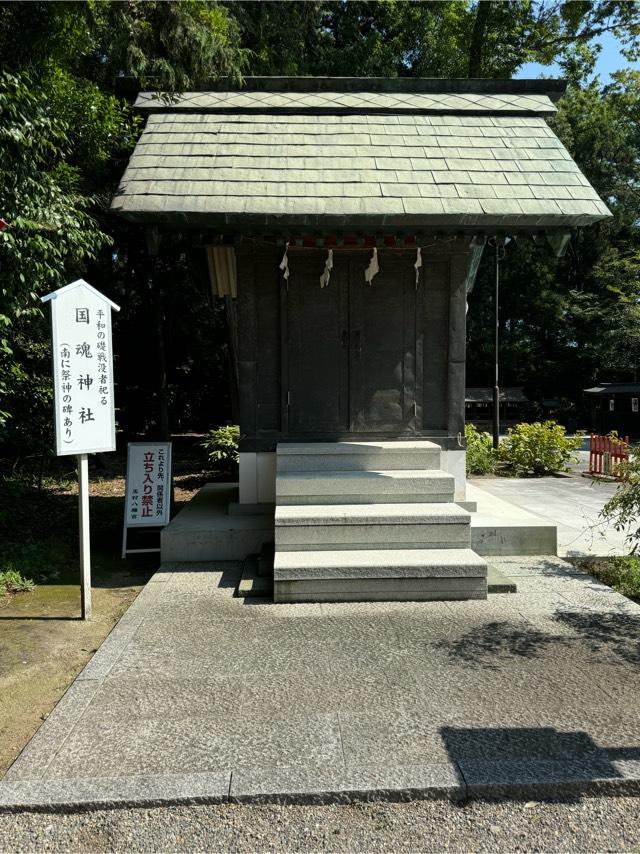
[584,383,640,438]
[465,387,528,430]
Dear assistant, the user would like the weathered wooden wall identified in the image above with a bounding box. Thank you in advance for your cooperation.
[236,240,471,452]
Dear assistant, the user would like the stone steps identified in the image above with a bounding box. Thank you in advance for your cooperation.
[273,440,487,603]
[275,502,471,551]
[276,469,455,505]
[276,440,441,472]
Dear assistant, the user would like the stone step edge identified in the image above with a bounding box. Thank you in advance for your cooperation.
[277,469,455,479]
[275,549,487,580]
[1,757,637,811]
[277,494,455,505]
[276,469,455,491]
[275,503,471,526]
[276,440,441,454]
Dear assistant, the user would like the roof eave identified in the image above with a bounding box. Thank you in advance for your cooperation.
[110,202,611,232]
[124,76,568,101]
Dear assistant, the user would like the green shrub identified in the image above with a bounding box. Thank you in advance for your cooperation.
[0,568,35,594]
[589,556,640,601]
[465,423,497,475]
[601,452,640,551]
[201,425,240,472]
[498,421,582,476]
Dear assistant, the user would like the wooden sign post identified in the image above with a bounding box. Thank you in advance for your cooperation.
[42,280,120,620]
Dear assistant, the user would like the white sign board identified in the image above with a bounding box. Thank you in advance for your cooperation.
[124,442,172,527]
[42,279,119,456]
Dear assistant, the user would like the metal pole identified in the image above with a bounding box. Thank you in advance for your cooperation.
[492,238,500,450]
[78,453,92,620]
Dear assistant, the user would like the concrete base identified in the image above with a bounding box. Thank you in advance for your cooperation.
[457,501,478,513]
[228,502,275,517]
[161,481,559,565]
[161,483,273,563]
[237,555,274,598]
[468,483,558,557]
[487,565,517,593]
[239,452,277,503]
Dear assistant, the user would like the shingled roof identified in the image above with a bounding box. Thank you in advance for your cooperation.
[112,77,611,230]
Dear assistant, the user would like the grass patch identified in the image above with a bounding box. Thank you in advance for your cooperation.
[570,555,640,603]
[0,568,35,595]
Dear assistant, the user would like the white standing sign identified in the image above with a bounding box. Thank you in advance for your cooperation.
[42,279,119,456]
[42,279,120,621]
[125,442,172,526]
[122,442,172,557]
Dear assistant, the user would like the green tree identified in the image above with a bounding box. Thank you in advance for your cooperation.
[2,0,640,463]
[0,1,246,463]
[0,71,122,436]
[227,1,640,80]
[467,69,640,413]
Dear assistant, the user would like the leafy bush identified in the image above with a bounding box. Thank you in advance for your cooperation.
[600,556,640,600]
[201,425,240,474]
[498,421,582,476]
[579,556,640,601]
[0,568,35,594]
[601,452,640,551]
[465,423,497,475]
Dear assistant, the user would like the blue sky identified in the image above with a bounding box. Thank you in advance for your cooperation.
[516,31,639,83]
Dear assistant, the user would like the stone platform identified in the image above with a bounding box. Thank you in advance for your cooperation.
[467,483,558,556]
[2,556,640,810]
[161,484,273,563]
[161,482,558,565]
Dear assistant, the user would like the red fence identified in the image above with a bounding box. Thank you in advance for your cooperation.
[589,433,630,477]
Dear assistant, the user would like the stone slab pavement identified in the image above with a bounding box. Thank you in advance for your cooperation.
[2,557,640,810]
[470,476,629,557]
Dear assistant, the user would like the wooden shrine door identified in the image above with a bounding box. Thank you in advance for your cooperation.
[286,251,419,436]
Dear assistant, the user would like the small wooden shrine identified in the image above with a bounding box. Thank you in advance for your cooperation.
[113,77,609,602]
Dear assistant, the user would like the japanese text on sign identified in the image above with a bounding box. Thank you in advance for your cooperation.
[124,443,172,527]
[43,280,119,456]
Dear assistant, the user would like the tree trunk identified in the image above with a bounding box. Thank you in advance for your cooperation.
[468,0,493,77]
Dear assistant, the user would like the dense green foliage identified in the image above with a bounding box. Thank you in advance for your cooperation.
[467,68,640,402]
[201,424,240,480]
[465,423,497,475]
[1,0,640,479]
[201,425,240,466]
[0,1,244,471]
[498,421,583,476]
[230,1,640,80]
[0,68,133,455]
[575,555,640,600]
[601,452,640,549]
[466,420,583,476]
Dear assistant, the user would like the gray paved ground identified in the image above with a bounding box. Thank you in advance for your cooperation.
[2,796,640,852]
[2,556,640,808]
[470,477,628,556]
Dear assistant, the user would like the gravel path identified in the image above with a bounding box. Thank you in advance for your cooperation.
[2,796,640,853]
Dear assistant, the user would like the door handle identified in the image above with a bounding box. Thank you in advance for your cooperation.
[354,330,362,353]
[341,330,348,349]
